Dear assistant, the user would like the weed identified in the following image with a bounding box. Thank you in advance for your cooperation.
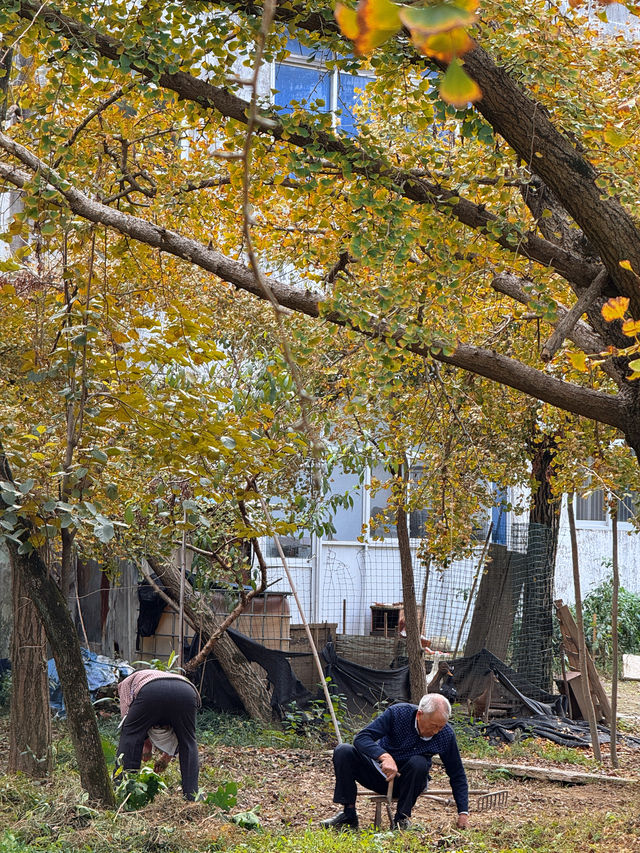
[114,766,167,811]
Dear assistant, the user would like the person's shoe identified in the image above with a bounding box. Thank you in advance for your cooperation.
[392,816,411,831]
[321,810,359,830]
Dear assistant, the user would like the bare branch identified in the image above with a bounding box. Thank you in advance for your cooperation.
[541,268,608,363]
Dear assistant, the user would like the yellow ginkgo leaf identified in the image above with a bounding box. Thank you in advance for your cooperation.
[438,57,481,107]
[336,0,402,55]
[622,318,640,337]
[335,3,359,40]
[601,296,630,322]
[411,27,474,62]
[604,129,629,150]
[568,351,588,372]
[619,259,634,271]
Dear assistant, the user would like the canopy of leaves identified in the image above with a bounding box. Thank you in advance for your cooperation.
[1,0,640,559]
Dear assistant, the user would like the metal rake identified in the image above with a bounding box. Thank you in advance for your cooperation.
[475,789,509,812]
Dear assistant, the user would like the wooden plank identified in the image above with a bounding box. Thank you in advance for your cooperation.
[461,758,638,785]
[554,600,611,724]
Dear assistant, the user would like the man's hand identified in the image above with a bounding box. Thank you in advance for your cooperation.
[456,813,469,829]
[378,752,399,781]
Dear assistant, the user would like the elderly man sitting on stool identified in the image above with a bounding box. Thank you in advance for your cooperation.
[322,693,469,831]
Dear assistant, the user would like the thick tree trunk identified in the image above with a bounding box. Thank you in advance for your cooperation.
[150,557,273,723]
[395,504,426,702]
[513,435,560,691]
[9,542,115,805]
[1,442,113,804]
[9,557,52,776]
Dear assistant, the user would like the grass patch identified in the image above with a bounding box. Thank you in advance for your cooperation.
[195,711,322,750]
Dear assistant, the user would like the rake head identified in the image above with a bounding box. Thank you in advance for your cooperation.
[475,789,508,812]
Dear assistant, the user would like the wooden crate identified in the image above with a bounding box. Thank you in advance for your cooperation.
[289,623,336,691]
[138,607,195,663]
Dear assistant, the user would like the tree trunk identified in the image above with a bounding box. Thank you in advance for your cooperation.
[1,441,113,804]
[9,543,116,804]
[9,556,52,776]
[395,503,426,702]
[150,557,273,723]
[513,434,560,691]
[60,527,78,627]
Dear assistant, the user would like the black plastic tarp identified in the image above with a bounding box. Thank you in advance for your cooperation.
[483,715,640,748]
[321,640,410,716]
[186,628,311,716]
[450,648,566,716]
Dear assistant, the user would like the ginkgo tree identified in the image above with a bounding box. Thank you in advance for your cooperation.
[2,0,640,797]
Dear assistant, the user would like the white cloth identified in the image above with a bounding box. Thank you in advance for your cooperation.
[147,725,179,756]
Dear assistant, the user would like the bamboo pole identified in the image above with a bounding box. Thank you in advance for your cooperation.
[566,494,602,762]
[178,510,187,668]
[610,503,619,768]
[259,495,342,743]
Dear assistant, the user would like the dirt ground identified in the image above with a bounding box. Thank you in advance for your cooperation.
[4,678,640,852]
[190,679,640,844]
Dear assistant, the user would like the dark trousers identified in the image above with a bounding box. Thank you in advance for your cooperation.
[117,678,199,800]
[332,743,429,818]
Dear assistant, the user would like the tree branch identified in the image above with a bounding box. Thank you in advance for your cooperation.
[0,139,626,432]
[12,1,600,291]
[541,268,608,363]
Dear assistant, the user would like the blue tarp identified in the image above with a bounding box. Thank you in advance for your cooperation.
[48,648,133,716]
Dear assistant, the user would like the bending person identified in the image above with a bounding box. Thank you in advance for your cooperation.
[322,693,469,831]
[117,668,201,800]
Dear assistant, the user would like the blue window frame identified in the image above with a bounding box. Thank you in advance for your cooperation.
[273,40,372,136]
[491,486,508,545]
[274,64,332,113]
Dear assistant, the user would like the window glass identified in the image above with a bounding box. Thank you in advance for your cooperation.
[575,490,606,522]
[337,72,369,136]
[618,492,637,523]
[326,467,363,541]
[285,38,333,63]
[491,485,508,545]
[274,65,331,112]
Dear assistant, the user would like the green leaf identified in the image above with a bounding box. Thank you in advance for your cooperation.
[203,781,238,811]
[94,520,115,543]
[439,58,481,107]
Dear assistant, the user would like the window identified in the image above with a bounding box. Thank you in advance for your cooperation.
[575,490,606,522]
[618,492,638,524]
[491,486,508,546]
[574,488,638,524]
[273,40,372,136]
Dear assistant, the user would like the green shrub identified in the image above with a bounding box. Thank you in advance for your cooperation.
[582,572,640,669]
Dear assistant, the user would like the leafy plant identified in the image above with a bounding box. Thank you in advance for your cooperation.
[202,781,238,811]
[581,572,640,669]
[114,766,167,811]
[230,805,261,829]
[282,680,351,741]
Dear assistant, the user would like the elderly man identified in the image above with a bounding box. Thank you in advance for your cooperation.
[322,693,469,831]
[117,668,201,800]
